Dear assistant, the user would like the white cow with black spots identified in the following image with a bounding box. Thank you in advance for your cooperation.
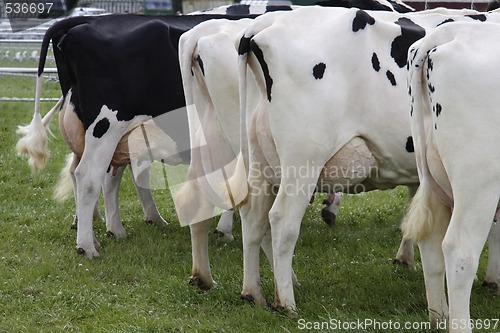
[236,6,500,315]
[176,0,419,288]
[404,21,500,332]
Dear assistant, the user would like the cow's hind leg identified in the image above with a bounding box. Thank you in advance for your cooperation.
[189,217,215,290]
[405,183,450,328]
[269,170,321,317]
[214,209,235,242]
[75,111,129,259]
[103,166,127,238]
[239,173,275,307]
[484,220,500,291]
[444,191,497,330]
[131,164,168,226]
[65,153,103,229]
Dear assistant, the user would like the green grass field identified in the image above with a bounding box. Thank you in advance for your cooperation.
[1,75,499,332]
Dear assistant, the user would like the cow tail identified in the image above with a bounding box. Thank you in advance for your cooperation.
[53,153,75,202]
[16,17,90,173]
[402,38,451,242]
[16,96,63,172]
[218,32,257,209]
[174,30,208,225]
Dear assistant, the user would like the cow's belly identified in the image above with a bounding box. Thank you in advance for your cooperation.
[59,99,183,168]
[317,137,378,193]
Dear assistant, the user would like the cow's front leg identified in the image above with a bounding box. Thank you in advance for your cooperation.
[240,172,275,307]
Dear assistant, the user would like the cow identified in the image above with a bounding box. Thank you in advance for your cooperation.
[403,21,500,331]
[236,6,500,315]
[15,13,265,263]
[175,0,422,287]
[30,5,293,238]
[178,0,417,245]
[24,102,169,232]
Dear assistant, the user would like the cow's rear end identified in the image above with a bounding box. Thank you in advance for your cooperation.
[405,21,500,332]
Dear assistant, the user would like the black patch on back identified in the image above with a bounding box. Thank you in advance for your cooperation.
[250,40,273,102]
[196,54,205,76]
[265,5,293,12]
[371,52,380,72]
[428,83,435,93]
[435,103,442,117]
[437,18,455,26]
[391,18,426,68]
[352,10,375,32]
[93,117,110,138]
[238,35,252,55]
[405,136,414,153]
[313,63,326,79]
[466,14,487,21]
[386,70,397,86]
[226,4,250,15]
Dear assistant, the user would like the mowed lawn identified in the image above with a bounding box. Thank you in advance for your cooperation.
[1,75,499,333]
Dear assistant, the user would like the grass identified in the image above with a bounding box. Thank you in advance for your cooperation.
[1,75,499,332]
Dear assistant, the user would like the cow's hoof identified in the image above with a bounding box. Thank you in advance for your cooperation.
[189,276,213,291]
[214,229,235,243]
[240,294,255,305]
[271,304,298,318]
[76,246,100,259]
[146,217,168,227]
[321,207,336,227]
[393,258,416,270]
[482,280,498,290]
[106,229,126,239]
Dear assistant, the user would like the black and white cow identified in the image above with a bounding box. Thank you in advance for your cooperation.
[236,6,500,315]
[15,13,264,261]
[404,21,500,331]
[177,0,416,240]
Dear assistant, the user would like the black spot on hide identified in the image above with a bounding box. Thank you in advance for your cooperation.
[93,117,110,138]
[196,54,205,76]
[405,136,414,153]
[352,10,375,32]
[226,4,250,15]
[435,103,442,117]
[313,63,326,79]
[437,18,455,26]
[371,53,380,72]
[386,70,397,86]
[238,35,252,56]
[466,14,486,21]
[250,40,273,102]
[391,18,426,68]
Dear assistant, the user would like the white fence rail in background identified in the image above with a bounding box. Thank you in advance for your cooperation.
[0,25,60,102]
